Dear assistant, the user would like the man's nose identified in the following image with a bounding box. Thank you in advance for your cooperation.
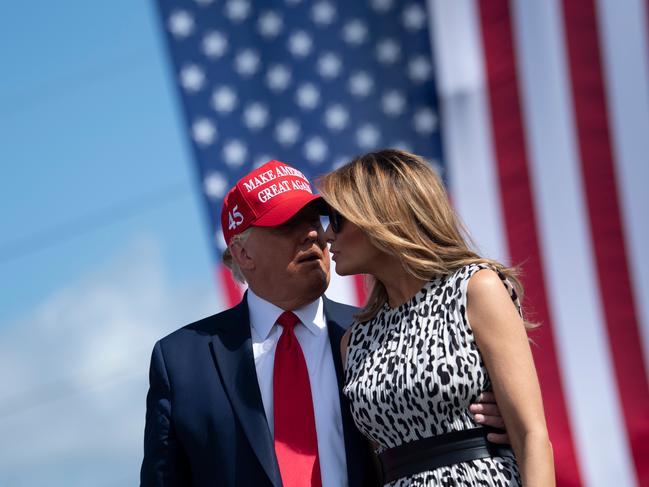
[301,221,326,245]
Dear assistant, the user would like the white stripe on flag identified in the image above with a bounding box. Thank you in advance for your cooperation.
[511,1,637,485]
[427,0,509,263]
[596,0,649,374]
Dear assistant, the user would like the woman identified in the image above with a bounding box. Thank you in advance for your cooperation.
[316,150,554,486]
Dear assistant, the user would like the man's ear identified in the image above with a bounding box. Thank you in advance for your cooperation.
[230,240,255,271]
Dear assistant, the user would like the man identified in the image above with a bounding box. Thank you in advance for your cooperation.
[141,160,508,486]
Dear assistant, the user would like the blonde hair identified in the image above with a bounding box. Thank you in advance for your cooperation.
[221,227,254,283]
[316,149,533,326]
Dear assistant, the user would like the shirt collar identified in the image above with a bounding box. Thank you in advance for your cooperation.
[247,288,326,340]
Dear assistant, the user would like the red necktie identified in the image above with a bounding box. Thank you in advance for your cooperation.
[273,311,322,487]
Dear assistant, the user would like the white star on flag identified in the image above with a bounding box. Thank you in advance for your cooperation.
[369,0,394,13]
[392,140,413,153]
[243,103,269,130]
[357,124,380,148]
[225,0,251,22]
[324,104,349,131]
[258,11,283,38]
[311,1,337,26]
[342,20,368,45]
[296,83,321,110]
[203,171,228,199]
[382,90,407,116]
[266,65,292,92]
[376,39,401,65]
[211,86,238,113]
[192,118,217,146]
[332,155,351,169]
[222,139,248,167]
[287,31,313,58]
[168,10,194,38]
[408,56,432,83]
[402,4,426,31]
[304,136,328,163]
[275,118,301,146]
[317,53,343,79]
[234,49,260,77]
[202,31,228,59]
[180,65,205,92]
[413,107,437,134]
[349,71,374,97]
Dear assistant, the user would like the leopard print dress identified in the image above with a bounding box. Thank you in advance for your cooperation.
[343,263,522,486]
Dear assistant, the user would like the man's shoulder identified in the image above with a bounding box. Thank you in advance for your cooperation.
[157,301,246,347]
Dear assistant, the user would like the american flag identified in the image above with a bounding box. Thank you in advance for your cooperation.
[155,0,649,486]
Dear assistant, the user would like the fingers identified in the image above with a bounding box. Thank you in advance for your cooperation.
[486,432,510,445]
[471,391,508,443]
[475,391,496,403]
[472,413,506,429]
[469,403,505,426]
[468,403,499,416]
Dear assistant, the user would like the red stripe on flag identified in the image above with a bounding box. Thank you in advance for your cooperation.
[218,265,244,307]
[353,274,368,307]
[561,1,649,483]
[477,2,583,485]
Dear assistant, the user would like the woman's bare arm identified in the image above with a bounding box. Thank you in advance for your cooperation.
[467,269,555,486]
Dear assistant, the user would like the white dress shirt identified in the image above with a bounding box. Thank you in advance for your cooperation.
[247,289,349,487]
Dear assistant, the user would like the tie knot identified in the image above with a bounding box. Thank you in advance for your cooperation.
[276,311,300,331]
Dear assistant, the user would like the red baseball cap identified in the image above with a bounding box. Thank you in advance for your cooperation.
[220,160,323,245]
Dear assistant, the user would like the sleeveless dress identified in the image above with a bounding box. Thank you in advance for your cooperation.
[343,263,522,486]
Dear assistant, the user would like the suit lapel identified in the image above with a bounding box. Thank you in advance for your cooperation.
[324,298,367,487]
[209,295,282,487]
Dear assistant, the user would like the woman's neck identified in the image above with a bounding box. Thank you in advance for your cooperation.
[373,259,428,308]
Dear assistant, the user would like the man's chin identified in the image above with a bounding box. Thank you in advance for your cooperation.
[302,270,329,296]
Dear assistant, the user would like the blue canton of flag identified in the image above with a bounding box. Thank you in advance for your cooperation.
[155,0,444,257]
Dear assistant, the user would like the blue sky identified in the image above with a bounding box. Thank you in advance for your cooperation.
[0,1,221,484]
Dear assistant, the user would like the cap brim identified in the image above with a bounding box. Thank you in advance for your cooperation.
[253,193,325,227]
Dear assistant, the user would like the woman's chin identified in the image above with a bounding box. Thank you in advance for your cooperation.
[333,262,351,276]
[333,257,367,276]
[333,264,362,277]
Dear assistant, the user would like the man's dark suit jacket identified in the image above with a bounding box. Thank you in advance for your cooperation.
[140,294,378,486]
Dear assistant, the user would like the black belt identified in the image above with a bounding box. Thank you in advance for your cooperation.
[377,427,513,484]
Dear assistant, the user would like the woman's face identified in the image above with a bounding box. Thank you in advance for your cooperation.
[324,211,384,276]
